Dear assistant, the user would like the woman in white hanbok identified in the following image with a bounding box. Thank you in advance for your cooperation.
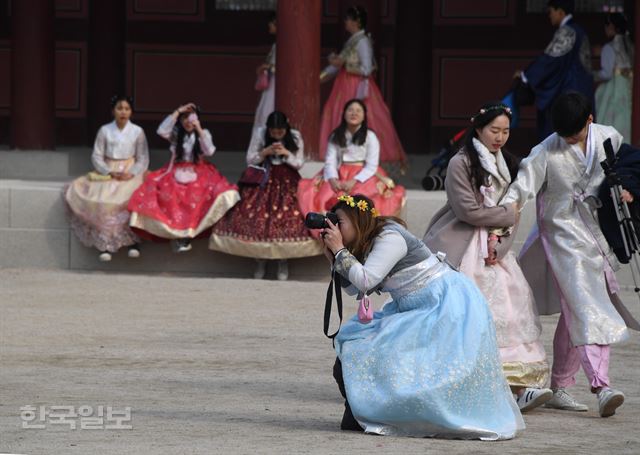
[65,96,148,261]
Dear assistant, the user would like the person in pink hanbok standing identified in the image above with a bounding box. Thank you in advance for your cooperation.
[424,101,553,413]
[319,5,407,168]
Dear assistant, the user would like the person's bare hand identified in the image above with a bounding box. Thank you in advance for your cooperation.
[322,219,344,254]
[621,189,634,203]
[176,103,196,114]
[342,179,357,193]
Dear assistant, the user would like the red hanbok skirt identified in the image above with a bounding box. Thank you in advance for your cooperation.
[319,69,407,166]
[297,163,405,238]
[128,160,239,240]
[209,164,322,259]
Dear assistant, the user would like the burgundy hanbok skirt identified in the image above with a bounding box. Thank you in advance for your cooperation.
[209,164,322,259]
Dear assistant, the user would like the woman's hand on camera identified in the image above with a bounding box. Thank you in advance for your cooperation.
[329,178,341,192]
[322,219,344,255]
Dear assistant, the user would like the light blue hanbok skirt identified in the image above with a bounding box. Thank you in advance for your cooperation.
[335,266,525,439]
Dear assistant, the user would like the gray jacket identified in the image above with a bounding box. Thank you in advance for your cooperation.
[423,151,517,267]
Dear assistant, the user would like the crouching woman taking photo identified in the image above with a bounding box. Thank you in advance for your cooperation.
[321,194,524,440]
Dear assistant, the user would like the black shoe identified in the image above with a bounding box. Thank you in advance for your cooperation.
[340,402,363,432]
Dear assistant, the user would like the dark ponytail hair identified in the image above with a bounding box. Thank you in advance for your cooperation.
[606,12,629,35]
[330,99,369,148]
[606,13,634,61]
[462,101,519,192]
[174,105,202,163]
[110,95,134,111]
[346,5,367,30]
[263,111,299,152]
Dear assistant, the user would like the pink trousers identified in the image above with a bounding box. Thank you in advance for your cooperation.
[551,312,610,390]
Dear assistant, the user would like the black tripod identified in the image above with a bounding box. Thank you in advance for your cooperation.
[601,138,640,295]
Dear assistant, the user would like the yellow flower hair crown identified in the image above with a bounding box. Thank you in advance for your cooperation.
[337,194,379,217]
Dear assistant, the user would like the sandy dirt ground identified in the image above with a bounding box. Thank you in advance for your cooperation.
[0,268,639,454]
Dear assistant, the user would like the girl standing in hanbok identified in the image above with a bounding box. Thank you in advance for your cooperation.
[594,13,634,141]
[65,96,148,262]
[297,99,404,224]
[322,194,524,439]
[423,102,552,412]
[209,111,322,280]
[252,14,276,132]
[128,103,239,252]
[319,5,407,167]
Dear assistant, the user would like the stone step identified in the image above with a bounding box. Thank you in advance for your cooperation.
[0,148,433,189]
[1,178,638,292]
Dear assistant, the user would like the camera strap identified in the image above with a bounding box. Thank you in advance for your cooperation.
[323,270,343,342]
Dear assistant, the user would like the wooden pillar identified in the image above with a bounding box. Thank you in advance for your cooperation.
[276,0,322,158]
[632,4,640,145]
[87,0,126,139]
[10,0,55,149]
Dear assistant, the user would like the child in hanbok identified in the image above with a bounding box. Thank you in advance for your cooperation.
[594,13,634,141]
[319,5,406,167]
[252,14,276,132]
[424,102,552,412]
[297,99,404,225]
[502,92,640,417]
[65,95,148,262]
[209,111,322,280]
[128,103,240,252]
[322,194,524,439]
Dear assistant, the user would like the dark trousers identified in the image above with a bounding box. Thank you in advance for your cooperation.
[333,357,363,432]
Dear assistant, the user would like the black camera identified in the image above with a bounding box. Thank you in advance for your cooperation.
[304,212,339,229]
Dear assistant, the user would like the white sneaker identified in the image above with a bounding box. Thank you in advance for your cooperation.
[98,252,112,262]
[254,259,267,280]
[544,388,589,411]
[516,388,553,412]
[174,239,192,253]
[127,246,140,258]
[277,260,289,281]
[597,388,624,417]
